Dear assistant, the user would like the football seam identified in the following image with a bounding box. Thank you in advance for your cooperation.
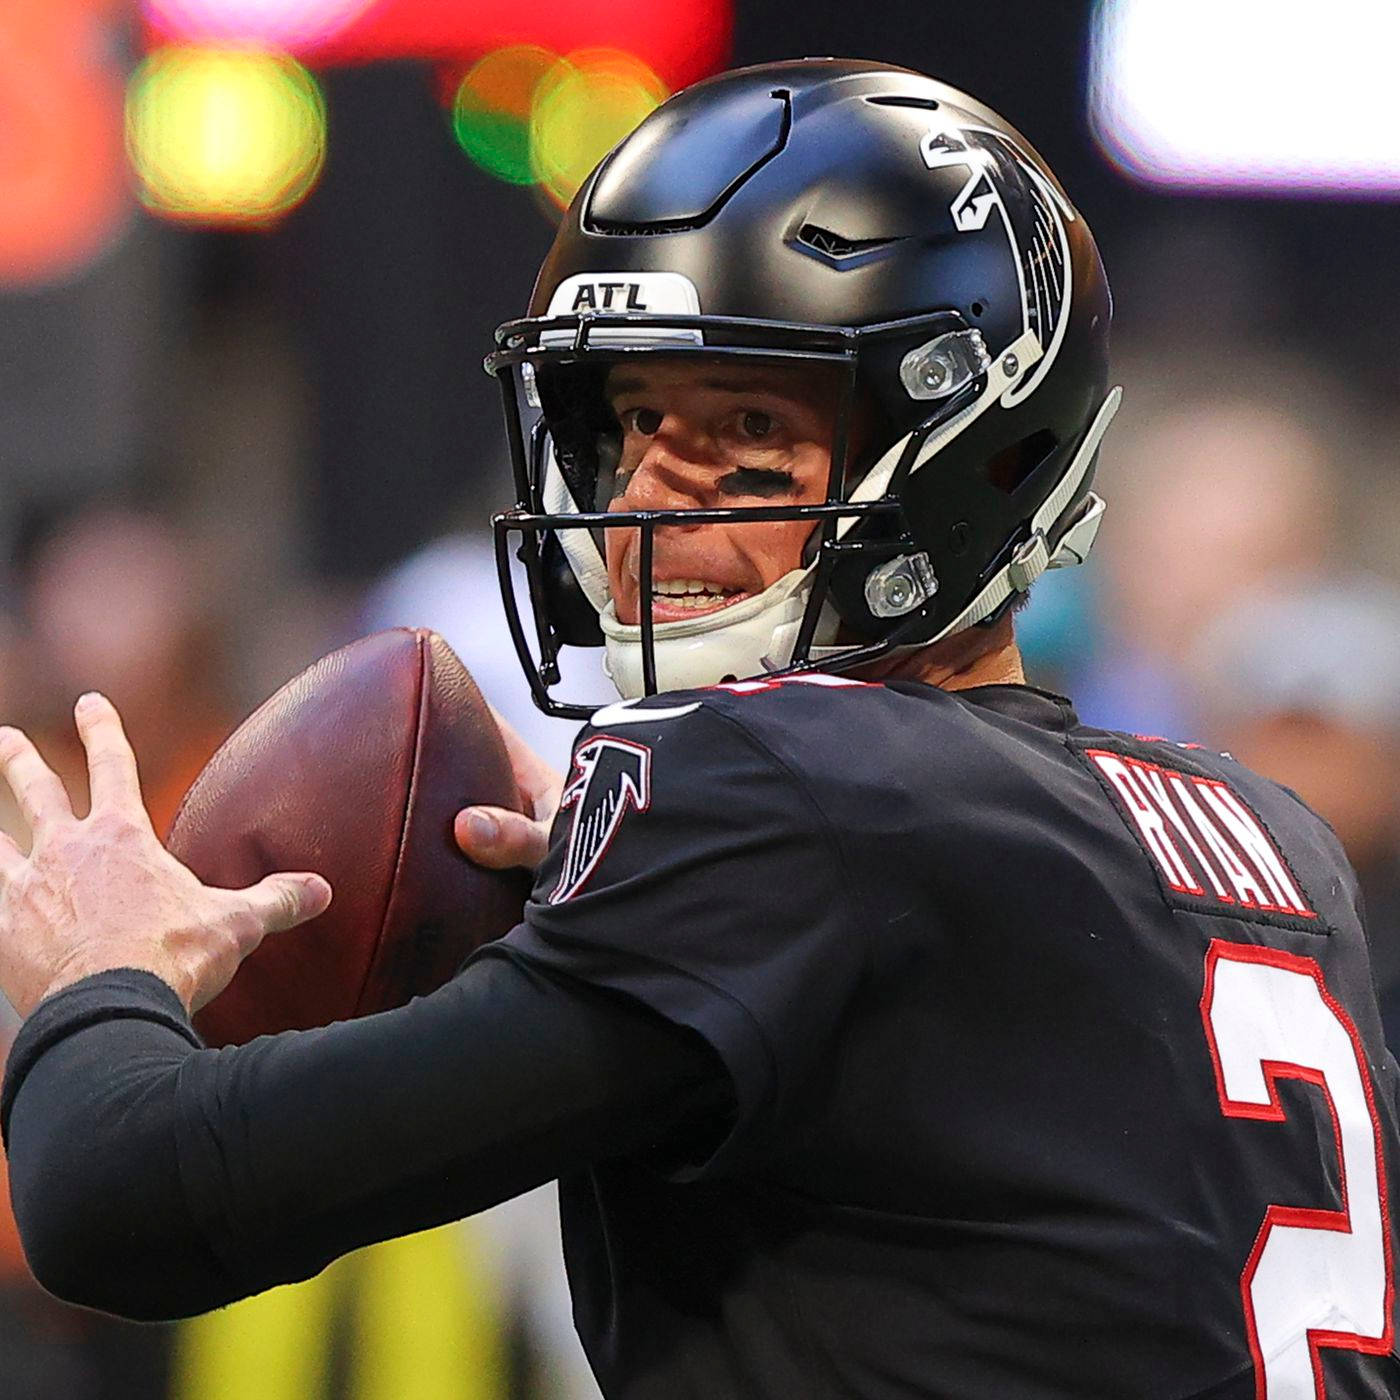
[352,628,430,1016]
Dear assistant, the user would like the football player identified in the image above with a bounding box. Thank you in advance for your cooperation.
[3,60,1399,1399]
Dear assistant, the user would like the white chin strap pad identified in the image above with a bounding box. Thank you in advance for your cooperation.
[600,568,813,698]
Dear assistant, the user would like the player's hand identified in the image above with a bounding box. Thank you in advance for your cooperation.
[0,693,332,1019]
[454,706,562,874]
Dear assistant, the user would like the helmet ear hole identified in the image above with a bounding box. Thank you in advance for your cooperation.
[540,534,605,646]
[984,429,1058,495]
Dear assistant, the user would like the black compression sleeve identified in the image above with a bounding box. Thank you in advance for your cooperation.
[2,949,731,1321]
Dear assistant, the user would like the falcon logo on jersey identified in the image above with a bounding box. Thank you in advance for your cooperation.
[548,736,652,904]
[1084,748,1317,925]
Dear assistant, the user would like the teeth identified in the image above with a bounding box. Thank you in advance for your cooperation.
[655,593,733,610]
[652,578,732,597]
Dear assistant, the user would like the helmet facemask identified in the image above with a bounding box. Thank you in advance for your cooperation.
[486,311,995,718]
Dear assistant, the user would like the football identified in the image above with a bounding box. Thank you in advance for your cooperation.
[166,628,531,1047]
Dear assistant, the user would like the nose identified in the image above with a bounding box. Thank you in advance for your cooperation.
[616,420,716,514]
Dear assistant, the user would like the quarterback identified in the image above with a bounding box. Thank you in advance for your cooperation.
[3,60,1400,1399]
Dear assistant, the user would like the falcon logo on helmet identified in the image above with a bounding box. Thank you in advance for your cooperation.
[486,60,1121,717]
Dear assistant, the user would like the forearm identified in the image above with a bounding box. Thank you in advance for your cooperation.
[2,953,729,1320]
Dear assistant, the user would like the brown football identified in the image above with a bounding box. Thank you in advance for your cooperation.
[166,628,530,1047]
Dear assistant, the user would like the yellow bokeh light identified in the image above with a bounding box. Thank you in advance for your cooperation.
[126,46,326,224]
[530,49,667,209]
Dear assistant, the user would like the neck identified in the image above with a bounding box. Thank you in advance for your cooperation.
[853,614,1026,692]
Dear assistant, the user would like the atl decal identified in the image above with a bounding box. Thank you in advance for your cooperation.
[1087,749,1315,920]
[548,735,652,904]
[569,281,649,311]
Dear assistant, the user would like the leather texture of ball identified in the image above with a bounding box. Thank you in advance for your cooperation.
[167,628,530,1047]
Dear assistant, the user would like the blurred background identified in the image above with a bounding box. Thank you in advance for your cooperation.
[1,0,1398,1395]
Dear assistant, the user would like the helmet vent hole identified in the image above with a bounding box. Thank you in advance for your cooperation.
[796,223,899,259]
[865,95,940,110]
[984,429,1058,495]
[588,219,699,237]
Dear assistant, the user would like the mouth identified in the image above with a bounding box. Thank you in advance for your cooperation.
[629,577,752,624]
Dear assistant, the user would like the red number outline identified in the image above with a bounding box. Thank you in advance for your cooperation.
[1199,940,1395,1397]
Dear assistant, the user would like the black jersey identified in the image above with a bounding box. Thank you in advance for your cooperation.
[495,678,1400,1400]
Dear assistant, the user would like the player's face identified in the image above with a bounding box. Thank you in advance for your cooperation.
[602,361,837,625]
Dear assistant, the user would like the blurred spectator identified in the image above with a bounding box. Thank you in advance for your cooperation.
[1101,399,1333,657]
[1069,390,1339,736]
[1191,574,1400,1047]
[6,505,234,835]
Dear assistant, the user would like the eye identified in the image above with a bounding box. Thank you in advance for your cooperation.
[628,407,662,435]
[741,410,774,439]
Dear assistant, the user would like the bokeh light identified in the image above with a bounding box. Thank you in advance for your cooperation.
[451,46,557,185]
[1090,0,1400,193]
[126,47,327,225]
[530,49,667,209]
[0,0,130,288]
[142,0,373,49]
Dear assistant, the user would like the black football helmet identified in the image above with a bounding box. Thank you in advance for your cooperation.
[486,58,1119,717]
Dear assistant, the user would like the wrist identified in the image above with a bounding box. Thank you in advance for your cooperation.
[33,958,190,1018]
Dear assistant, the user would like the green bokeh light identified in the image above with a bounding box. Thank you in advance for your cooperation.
[452,46,555,185]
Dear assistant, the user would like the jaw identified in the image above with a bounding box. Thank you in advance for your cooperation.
[598,565,820,697]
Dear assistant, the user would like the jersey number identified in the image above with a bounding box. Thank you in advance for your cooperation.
[1200,941,1394,1397]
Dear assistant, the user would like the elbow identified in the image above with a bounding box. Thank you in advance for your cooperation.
[12,1170,148,1319]
[10,1152,89,1305]
[22,1244,121,1319]
[19,1223,209,1322]
[10,1158,206,1322]
[3,1011,231,1320]
[13,1195,111,1314]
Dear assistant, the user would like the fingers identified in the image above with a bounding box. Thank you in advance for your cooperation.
[0,828,22,878]
[486,704,564,821]
[74,692,146,817]
[454,805,550,872]
[0,725,74,833]
[240,872,333,937]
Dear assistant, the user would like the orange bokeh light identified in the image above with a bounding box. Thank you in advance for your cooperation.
[0,0,129,288]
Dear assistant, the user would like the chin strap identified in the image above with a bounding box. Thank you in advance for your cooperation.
[543,450,613,611]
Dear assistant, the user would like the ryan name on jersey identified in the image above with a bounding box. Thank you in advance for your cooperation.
[1086,748,1315,921]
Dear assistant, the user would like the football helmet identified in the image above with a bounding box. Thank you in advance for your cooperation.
[486,59,1119,717]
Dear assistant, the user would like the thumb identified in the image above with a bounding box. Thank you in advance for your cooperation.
[455,805,550,873]
[241,871,334,935]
